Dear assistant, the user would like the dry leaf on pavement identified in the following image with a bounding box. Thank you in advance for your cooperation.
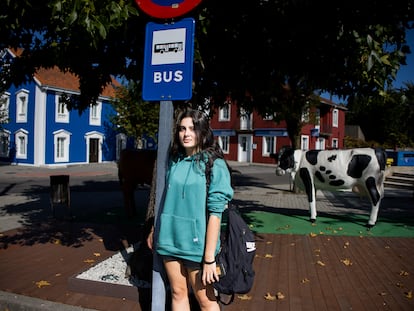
[237,294,252,300]
[35,280,51,288]
[264,292,276,301]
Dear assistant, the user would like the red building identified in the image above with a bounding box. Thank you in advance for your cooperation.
[209,97,347,164]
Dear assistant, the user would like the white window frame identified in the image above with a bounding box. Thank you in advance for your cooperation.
[262,136,276,157]
[218,135,230,154]
[0,129,10,157]
[89,101,102,126]
[332,138,339,149]
[15,129,28,159]
[219,103,230,121]
[0,92,10,123]
[16,89,29,123]
[55,94,69,123]
[332,108,339,128]
[53,129,71,162]
[301,135,309,150]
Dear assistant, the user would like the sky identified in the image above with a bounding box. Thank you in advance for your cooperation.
[394,28,414,88]
[322,28,414,103]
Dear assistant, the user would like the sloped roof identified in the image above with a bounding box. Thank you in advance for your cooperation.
[7,48,121,98]
[34,66,121,98]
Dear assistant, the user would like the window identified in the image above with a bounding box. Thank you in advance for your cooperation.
[263,112,276,120]
[0,93,10,123]
[262,136,276,156]
[89,101,102,126]
[55,94,69,123]
[0,130,10,157]
[332,109,338,128]
[219,102,230,121]
[301,135,309,150]
[218,136,230,154]
[332,138,339,149]
[301,108,310,122]
[16,90,29,123]
[53,130,71,162]
[15,129,28,159]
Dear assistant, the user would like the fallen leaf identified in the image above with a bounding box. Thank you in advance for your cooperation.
[341,258,353,266]
[276,292,285,299]
[316,260,325,266]
[35,280,51,288]
[344,241,350,248]
[237,294,252,300]
[290,243,295,246]
[396,282,404,288]
[265,254,273,258]
[405,290,413,299]
[384,245,390,249]
[93,253,101,257]
[301,278,310,283]
[400,270,409,277]
[266,241,272,245]
[55,273,62,277]
[98,238,103,242]
[264,292,276,301]
[309,232,318,237]
[379,291,387,296]
[83,259,95,264]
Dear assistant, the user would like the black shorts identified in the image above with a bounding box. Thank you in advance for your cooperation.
[161,256,202,270]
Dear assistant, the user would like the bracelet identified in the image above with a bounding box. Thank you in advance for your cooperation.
[204,259,216,265]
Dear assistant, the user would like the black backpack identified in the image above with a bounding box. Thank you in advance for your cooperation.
[213,204,256,305]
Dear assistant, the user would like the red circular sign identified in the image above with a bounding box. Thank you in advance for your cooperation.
[136,0,202,19]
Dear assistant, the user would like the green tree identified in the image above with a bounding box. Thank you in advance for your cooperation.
[346,84,414,148]
[110,80,159,148]
[1,0,413,145]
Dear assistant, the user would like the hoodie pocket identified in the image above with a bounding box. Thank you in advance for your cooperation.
[159,214,203,252]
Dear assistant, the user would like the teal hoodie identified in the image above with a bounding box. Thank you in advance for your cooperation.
[156,154,234,263]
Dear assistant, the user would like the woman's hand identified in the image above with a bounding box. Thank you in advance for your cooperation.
[202,261,219,286]
[146,227,154,251]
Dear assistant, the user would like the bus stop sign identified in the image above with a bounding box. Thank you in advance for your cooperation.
[135,0,202,19]
[142,18,195,101]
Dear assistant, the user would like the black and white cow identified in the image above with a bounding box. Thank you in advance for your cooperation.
[275,147,387,227]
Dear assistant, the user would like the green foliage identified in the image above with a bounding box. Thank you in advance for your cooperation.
[110,81,159,147]
[0,0,412,138]
[346,84,414,149]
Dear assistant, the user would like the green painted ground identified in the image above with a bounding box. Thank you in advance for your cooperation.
[243,211,414,238]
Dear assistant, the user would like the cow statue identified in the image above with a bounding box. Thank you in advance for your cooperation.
[275,147,387,227]
[118,149,157,217]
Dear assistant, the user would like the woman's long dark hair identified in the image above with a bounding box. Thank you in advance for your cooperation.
[170,108,227,185]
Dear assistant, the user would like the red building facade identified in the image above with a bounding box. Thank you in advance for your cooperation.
[209,98,347,164]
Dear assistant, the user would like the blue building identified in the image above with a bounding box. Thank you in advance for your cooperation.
[0,48,123,167]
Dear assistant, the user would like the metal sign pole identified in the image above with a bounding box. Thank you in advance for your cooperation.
[151,100,174,310]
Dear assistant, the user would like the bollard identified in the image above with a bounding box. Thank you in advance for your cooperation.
[50,175,71,217]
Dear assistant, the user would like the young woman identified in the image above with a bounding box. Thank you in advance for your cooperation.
[147,108,233,310]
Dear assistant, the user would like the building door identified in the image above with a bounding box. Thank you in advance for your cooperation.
[89,138,99,163]
[238,134,252,162]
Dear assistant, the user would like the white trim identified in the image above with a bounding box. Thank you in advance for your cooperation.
[53,129,71,163]
[15,89,29,123]
[0,129,11,157]
[55,94,69,123]
[89,101,102,126]
[33,85,46,166]
[14,128,29,159]
[84,131,104,163]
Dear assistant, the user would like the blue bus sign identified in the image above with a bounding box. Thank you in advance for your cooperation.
[142,18,195,101]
